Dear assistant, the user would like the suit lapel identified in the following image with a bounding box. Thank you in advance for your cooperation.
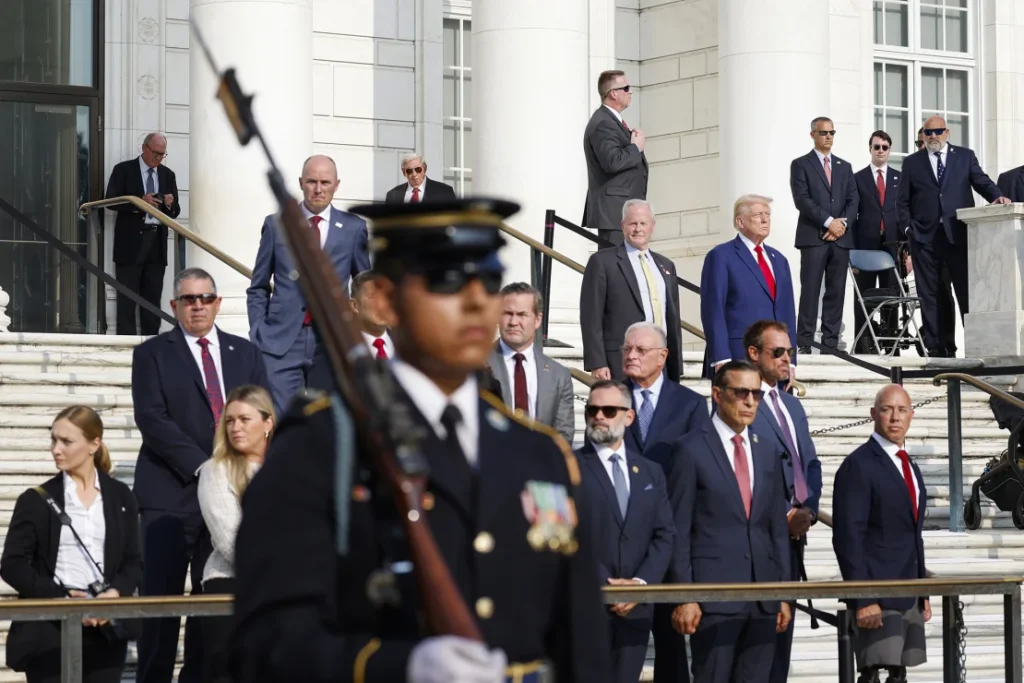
[581,445,624,528]
[131,158,146,195]
[616,245,644,311]
[219,329,242,394]
[749,428,771,517]
[644,382,676,446]
[869,438,918,524]
[758,400,788,452]
[535,352,554,421]
[808,152,831,193]
[704,424,747,517]
[489,346,513,406]
[99,472,119,581]
[170,327,211,410]
[43,477,64,571]
[624,450,648,523]
[733,236,772,299]
[886,167,900,211]
[324,207,345,256]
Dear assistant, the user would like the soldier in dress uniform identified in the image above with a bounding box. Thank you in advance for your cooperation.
[228,198,612,683]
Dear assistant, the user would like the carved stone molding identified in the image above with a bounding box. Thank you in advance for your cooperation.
[137,75,159,100]
[138,17,159,44]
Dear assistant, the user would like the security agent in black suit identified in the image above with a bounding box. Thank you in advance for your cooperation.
[582,70,649,245]
[852,130,903,353]
[229,198,612,683]
[580,200,682,382]
[577,380,674,683]
[104,133,181,336]
[997,164,1024,203]
[790,116,859,351]
[384,153,458,204]
[894,116,1008,357]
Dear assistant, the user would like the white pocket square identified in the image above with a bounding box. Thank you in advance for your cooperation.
[644,483,654,491]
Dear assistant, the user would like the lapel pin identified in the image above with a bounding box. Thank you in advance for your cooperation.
[486,409,509,431]
[228,345,234,351]
[752,433,759,444]
[543,364,551,372]
[632,465,639,474]
[335,222,344,228]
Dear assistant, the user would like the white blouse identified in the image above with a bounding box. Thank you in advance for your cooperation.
[53,472,105,591]
[197,458,259,584]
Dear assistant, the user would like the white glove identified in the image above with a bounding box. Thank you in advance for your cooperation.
[407,636,507,683]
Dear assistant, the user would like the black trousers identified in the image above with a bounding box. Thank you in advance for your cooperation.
[599,228,624,247]
[690,604,777,683]
[201,577,236,683]
[653,603,691,683]
[115,262,165,336]
[25,630,127,683]
[797,243,850,348]
[137,509,210,683]
[852,268,898,353]
[609,615,654,683]
[909,231,967,356]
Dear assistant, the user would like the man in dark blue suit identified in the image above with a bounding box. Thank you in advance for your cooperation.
[667,361,791,683]
[701,194,797,379]
[894,115,1008,357]
[790,116,859,352]
[246,155,371,411]
[578,380,675,683]
[132,267,268,683]
[744,320,822,683]
[619,320,707,683]
[997,163,1024,203]
[833,385,931,683]
[853,130,903,353]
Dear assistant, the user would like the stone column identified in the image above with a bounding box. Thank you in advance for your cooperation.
[472,0,592,345]
[189,0,313,335]
[958,204,1024,360]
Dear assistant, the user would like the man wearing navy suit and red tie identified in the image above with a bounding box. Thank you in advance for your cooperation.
[700,194,797,379]
[852,130,903,353]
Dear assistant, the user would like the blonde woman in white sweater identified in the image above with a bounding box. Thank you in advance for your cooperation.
[197,385,274,683]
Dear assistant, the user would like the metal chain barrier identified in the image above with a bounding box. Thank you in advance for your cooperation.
[956,598,968,683]
[810,392,947,436]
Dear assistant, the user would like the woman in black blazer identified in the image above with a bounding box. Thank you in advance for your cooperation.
[1,405,143,683]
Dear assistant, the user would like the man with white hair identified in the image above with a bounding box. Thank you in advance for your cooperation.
[700,194,797,379]
[384,153,457,203]
[581,199,682,382]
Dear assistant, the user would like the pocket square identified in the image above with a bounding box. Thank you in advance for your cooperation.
[644,483,654,491]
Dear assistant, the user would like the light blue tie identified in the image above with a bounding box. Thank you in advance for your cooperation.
[146,168,156,195]
[609,453,629,519]
[638,389,654,444]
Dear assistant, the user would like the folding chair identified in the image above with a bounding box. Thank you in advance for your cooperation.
[848,249,927,358]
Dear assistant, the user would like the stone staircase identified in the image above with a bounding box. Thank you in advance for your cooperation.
[0,333,1019,681]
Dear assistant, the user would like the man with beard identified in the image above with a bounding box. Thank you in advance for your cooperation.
[577,380,674,683]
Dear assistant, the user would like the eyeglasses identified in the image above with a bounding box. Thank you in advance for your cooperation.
[923,128,946,137]
[620,345,665,356]
[419,268,503,295]
[585,405,631,419]
[176,293,218,305]
[915,140,925,149]
[722,387,765,401]
[872,144,890,151]
[403,166,424,175]
[145,144,168,159]
[815,130,837,137]
[760,346,795,359]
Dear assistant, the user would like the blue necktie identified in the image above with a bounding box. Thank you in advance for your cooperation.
[934,151,945,185]
[146,167,156,195]
[609,453,629,519]
[637,389,654,444]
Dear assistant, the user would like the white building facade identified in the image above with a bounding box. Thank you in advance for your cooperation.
[2,0,1021,348]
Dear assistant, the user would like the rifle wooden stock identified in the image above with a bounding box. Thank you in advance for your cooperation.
[273,195,483,641]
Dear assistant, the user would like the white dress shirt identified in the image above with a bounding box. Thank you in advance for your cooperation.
[362,330,395,359]
[712,413,754,490]
[53,472,106,590]
[813,148,836,228]
[624,242,668,334]
[871,432,918,502]
[498,340,538,416]
[198,458,260,583]
[595,443,630,494]
[300,202,331,248]
[763,381,799,462]
[403,182,426,203]
[631,372,664,415]
[928,143,949,183]
[139,156,160,225]
[181,325,226,392]
[391,359,480,466]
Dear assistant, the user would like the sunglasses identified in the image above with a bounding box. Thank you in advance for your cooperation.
[923,128,946,137]
[420,268,503,295]
[609,85,631,94]
[585,405,631,419]
[404,166,425,175]
[176,293,218,305]
[815,130,837,137]
[760,346,796,359]
[872,144,889,151]
[722,387,765,401]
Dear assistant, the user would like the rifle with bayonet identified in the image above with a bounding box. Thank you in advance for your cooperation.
[190,22,483,642]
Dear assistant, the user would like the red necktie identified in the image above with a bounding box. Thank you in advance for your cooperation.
[621,119,630,133]
[196,338,224,424]
[876,169,886,234]
[372,338,387,360]
[411,187,420,203]
[302,216,323,325]
[755,245,776,299]
[513,353,529,415]
[732,434,752,518]
[897,449,918,522]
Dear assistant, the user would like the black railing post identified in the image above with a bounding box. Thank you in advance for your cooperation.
[1006,585,1022,683]
[836,609,855,683]
[942,595,961,681]
[890,365,903,385]
[541,210,555,342]
[947,378,964,532]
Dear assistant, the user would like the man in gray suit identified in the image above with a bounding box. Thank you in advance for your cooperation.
[246,155,371,412]
[488,282,575,444]
[583,69,649,246]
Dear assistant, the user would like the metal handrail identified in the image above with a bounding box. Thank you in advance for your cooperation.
[932,372,1024,409]
[79,196,253,279]
[497,221,707,340]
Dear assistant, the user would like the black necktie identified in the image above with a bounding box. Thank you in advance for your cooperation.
[440,404,466,463]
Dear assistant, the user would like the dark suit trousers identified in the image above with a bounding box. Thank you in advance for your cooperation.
[606,349,625,382]
[25,629,127,683]
[937,261,957,355]
[200,577,236,683]
[137,509,210,683]
[653,604,691,683]
[797,242,850,348]
[909,231,966,355]
[768,540,803,683]
[115,262,165,336]
[609,615,653,683]
[599,229,624,247]
[691,604,777,683]
[852,267,897,352]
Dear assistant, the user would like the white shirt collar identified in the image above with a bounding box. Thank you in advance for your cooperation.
[390,358,479,434]
[634,372,664,398]
[603,104,624,123]
[499,339,535,363]
[814,148,831,164]
[761,379,780,397]
[712,412,749,445]
[624,241,650,259]
[930,143,949,156]
[63,470,101,497]
[871,431,905,455]
[301,202,333,224]
[181,324,220,349]
[595,442,627,463]
[871,163,888,176]
[737,232,766,252]
[139,156,159,176]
